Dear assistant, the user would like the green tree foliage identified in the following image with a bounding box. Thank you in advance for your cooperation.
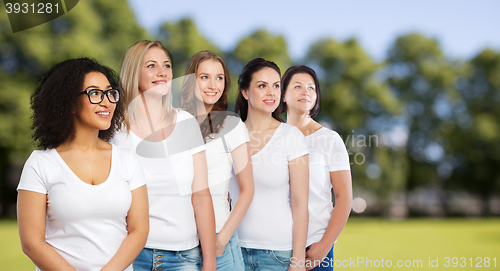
[386,34,461,199]
[0,0,147,216]
[230,29,291,74]
[306,38,405,205]
[443,49,500,214]
[158,18,221,77]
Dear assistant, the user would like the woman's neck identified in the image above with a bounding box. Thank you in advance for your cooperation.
[245,106,279,132]
[133,92,168,132]
[286,109,312,129]
[58,124,101,151]
[286,108,321,135]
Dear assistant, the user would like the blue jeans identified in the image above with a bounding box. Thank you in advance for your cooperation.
[215,232,245,270]
[133,246,201,271]
[308,245,334,271]
[241,247,292,271]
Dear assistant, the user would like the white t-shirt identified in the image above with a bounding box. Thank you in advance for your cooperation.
[306,127,350,246]
[204,114,250,233]
[111,109,206,251]
[17,145,146,271]
[230,123,309,250]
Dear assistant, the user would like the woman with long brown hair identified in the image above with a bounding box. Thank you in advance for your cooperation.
[181,51,254,270]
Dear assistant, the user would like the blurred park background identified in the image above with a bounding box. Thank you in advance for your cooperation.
[0,0,499,269]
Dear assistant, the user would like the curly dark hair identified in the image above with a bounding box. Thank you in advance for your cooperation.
[31,58,124,149]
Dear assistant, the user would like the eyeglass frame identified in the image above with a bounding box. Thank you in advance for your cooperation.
[80,88,120,104]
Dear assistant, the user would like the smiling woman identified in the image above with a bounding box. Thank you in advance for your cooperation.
[17,58,149,271]
[233,58,309,271]
[112,41,217,271]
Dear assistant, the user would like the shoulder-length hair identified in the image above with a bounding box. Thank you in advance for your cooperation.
[234,58,282,122]
[120,40,173,130]
[181,51,230,140]
[280,65,321,118]
[31,58,123,149]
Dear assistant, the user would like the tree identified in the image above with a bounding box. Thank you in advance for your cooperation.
[444,49,500,215]
[157,18,221,77]
[229,29,291,74]
[306,37,405,212]
[0,0,148,217]
[385,33,464,215]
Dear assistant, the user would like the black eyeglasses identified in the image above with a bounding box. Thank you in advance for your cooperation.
[80,88,120,104]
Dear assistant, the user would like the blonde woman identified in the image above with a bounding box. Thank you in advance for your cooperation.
[233,58,309,271]
[181,51,254,270]
[112,41,216,271]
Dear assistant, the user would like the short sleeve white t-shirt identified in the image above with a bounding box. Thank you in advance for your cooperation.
[231,123,309,250]
[111,109,206,251]
[17,145,146,271]
[306,127,350,246]
[204,115,249,233]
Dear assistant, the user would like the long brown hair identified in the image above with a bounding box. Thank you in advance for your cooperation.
[181,51,230,141]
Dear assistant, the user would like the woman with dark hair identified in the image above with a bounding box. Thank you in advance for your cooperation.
[233,58,309,271]
[112,41,216,271]
[281,66,352,271]
[17,58,149,270]
[181,51,253,271]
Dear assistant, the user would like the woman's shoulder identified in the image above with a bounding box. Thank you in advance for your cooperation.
[110,144,142,168]
[279,122,304,137]
[26,149,57,162]
[176,108,195,121]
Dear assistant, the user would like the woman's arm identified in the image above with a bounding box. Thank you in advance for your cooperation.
[289,154,309,271]
[101,185,149,271]
[192,150,217,271]
[17,190,77,271]
[215,142,254,256]
[305,170,352,270]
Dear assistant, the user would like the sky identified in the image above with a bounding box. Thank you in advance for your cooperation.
[127,0,500,61]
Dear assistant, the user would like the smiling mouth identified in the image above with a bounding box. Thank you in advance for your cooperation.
[298,99,310,103]
[204,91,218,97]
[96,112,111,117]
[153,80,167,84]
[263,99,275,105]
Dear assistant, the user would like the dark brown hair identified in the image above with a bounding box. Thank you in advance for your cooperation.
[31,58,123,149]
[181,51,230,140]
[280,65,321,118]
[234,58,282,122]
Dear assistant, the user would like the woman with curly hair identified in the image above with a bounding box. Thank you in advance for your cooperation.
[280,66,352,271]
[17,58,149,271]
[181,51,254,271]
[112,41,216,271]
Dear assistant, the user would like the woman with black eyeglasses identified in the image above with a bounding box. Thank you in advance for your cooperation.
[17,58,149,271]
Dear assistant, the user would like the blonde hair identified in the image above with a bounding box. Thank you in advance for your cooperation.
[120,40,174,130]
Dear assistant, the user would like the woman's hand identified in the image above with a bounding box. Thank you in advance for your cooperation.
[305,241,331,270]
[215,232,230,257]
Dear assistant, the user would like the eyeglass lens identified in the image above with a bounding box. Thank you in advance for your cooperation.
[88,89,119,104]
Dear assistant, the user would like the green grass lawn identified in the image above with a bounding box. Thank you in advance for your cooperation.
[0,219,34,270]
[1,218,499,270]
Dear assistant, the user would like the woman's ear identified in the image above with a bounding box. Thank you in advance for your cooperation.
[241,89,249,100]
